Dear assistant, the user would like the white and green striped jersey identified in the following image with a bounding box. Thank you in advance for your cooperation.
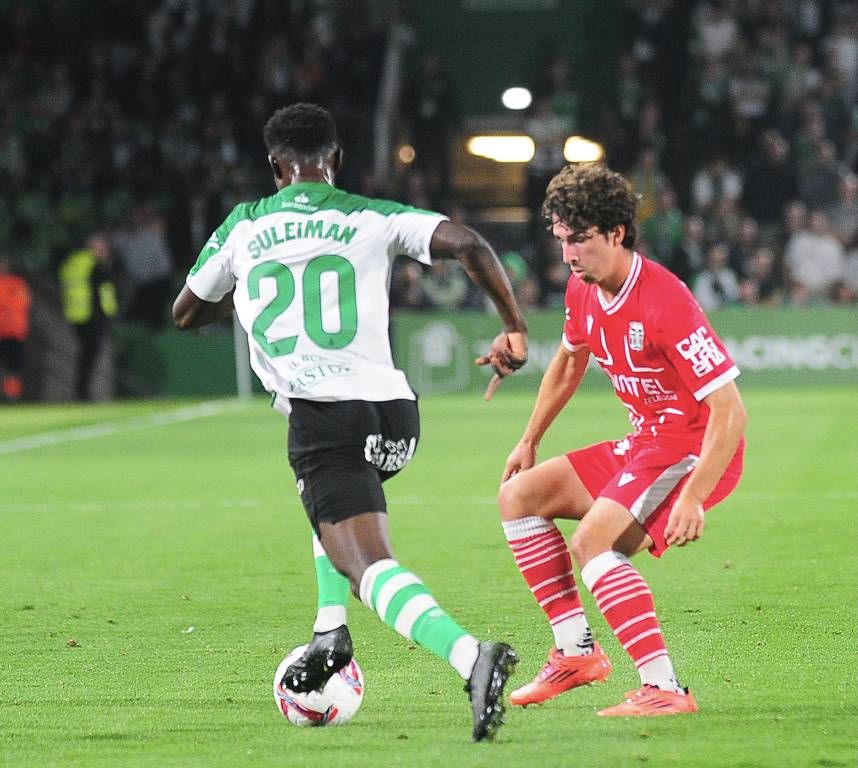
[185,181,446,410]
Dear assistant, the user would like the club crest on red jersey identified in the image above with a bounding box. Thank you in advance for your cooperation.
[628,321,645,351]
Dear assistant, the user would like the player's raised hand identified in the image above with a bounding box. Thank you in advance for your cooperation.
[475,331,528,401]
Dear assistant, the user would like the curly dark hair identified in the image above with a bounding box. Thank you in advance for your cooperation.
[263,103,338,159]
[542,163,638,248]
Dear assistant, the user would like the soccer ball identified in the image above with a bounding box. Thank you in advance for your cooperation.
[273,645,364,727]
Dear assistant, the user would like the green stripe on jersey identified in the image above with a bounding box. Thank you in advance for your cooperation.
[190,182,438,275]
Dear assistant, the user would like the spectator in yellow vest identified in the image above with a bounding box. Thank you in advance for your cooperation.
[58,233,118,400]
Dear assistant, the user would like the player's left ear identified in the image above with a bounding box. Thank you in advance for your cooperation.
[268,154,283,180]
[612,225,626,246]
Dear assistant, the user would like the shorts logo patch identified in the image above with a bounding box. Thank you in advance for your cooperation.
[612,438,631,456]
[296,478,305,494]
[364,434,417,472]
[628,321,644,351]
[617,472,637,487]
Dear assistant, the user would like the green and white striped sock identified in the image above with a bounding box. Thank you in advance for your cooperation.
[359,558,479,679]
[312,534,350,633]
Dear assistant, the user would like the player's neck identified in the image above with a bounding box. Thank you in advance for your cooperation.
[288,162,335,187]
[274,166,336,190]
[598,249,635,300]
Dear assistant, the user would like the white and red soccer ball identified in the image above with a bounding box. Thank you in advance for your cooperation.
[273,645,364,727]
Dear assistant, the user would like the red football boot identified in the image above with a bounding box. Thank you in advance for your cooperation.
[509,644,612,706]
[597,684,698,716]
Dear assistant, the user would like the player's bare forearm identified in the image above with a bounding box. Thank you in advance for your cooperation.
[502,345,587,480]
[430,221,527,333]
[520,345,589,447]
[680,381,747,503]
[431,221,528,399]
[172,285,235,330]
[458,244,527,333]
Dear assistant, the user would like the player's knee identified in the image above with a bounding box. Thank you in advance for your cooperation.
[497,475,534,521]
[569,527,594,568]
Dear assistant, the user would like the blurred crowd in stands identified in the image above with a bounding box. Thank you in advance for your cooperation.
[396,0,858,314]
[0,0,856,398]
[0,0,389,294]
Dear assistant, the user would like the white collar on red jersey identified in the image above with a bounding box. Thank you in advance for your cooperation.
[597,251,642,315]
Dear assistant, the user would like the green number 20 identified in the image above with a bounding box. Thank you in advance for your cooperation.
[247,255,357,356]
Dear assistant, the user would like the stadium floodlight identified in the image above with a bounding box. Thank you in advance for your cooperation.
[501,87,532,110]
[467,135,535,163]
[563,136,605,163]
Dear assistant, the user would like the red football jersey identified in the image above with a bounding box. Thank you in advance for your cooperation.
[563,251,740,451]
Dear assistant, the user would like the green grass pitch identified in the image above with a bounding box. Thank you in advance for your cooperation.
[1,387,856,768]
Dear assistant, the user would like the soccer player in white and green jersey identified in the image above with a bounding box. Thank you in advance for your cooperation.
[173,103,528,741]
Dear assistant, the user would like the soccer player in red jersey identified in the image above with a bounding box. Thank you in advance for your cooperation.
[498,163,747,716]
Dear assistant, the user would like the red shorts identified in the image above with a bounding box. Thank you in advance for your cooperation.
[566,437,744,558]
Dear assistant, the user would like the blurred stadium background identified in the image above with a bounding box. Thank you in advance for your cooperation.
[1,4,856,766]
[0,0,855,401]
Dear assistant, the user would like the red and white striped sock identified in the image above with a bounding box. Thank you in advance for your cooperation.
[582,551,681,692]
[503,516,592,655]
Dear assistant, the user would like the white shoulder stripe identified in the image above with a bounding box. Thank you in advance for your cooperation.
[693,365,741,401]
[562,333,586,352]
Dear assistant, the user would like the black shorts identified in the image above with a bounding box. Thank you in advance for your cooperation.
[286,398,420,532]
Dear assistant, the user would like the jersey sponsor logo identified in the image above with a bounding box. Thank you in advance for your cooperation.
[617,472,636,487]
[364,434,417,472]
[608,372,677,403]
[675,326,727,377]
[281,197,318,212]
[285,363,354,393]
[628,321,644,351]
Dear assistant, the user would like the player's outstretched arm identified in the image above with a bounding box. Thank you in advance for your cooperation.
[429,221,528,399]
[501,345,589,481]
[665,380,747,546]
[172,285,235,330]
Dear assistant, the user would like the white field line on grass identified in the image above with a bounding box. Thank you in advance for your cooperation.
[0,497,263,514]
[0,399,250,456]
